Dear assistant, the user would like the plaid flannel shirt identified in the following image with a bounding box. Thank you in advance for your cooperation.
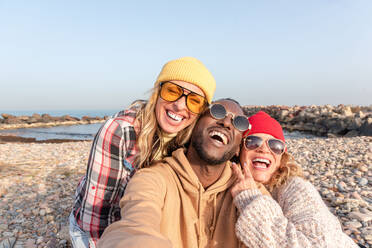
[72,108,139,245]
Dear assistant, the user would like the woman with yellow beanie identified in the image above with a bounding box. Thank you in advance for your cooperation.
[69,57,216,247]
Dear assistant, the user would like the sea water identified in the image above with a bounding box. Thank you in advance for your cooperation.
[0,109,119,140]
[0,109,314,141]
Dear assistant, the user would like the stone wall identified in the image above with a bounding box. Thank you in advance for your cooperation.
[242,105,372,137]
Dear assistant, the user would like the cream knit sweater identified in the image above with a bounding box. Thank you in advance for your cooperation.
[234,177,358,248]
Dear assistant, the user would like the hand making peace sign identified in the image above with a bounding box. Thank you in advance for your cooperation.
[231,162,271,198]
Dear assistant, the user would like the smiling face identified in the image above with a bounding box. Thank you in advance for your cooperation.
[155,80,205,134]
[190,100,244,165]
[240,133,282,184]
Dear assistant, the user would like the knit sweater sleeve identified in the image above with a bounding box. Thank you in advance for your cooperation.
[234,177,358,248]
[97,167,173,248]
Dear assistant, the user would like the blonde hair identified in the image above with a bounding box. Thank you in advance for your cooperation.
[131,85,205,169]
[266,151,303,192]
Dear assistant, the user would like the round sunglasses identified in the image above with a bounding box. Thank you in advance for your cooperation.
[209,103,251,132]
[244,135,286,155]
[159,82,207,114]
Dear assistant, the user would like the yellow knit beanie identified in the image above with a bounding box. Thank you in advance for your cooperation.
[155,57,216,104]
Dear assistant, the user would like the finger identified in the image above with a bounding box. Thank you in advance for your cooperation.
[231,162,244,180]
[243,162,254,180]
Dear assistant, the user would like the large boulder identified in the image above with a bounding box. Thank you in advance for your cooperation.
[41,114,57,123]
[1,113,16,119]
[61,115,80,121]
[359,118,372,136]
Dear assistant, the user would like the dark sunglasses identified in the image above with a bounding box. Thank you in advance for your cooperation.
[159,82,207,114]
[209,103,251,132]
[244,135,286,155]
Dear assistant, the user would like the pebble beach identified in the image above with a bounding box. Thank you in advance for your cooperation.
[0,136,371,247]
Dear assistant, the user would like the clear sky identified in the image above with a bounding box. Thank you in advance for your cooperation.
[1,0,371,110]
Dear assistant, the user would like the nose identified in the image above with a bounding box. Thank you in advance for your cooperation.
[256,140,270,153]
[217,114,233,130]
[172,95,187,111]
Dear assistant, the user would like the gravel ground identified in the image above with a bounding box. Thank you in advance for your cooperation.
[0,136,371,247]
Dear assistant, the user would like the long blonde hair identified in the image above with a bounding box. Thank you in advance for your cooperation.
[266,151,303,192]
[132,84,205,169]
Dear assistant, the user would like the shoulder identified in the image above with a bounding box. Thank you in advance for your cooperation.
[136,161,175,181]
[110,108,139,127]
[276,176,326,213]
[126,162,175,196]
[279,176,316,195]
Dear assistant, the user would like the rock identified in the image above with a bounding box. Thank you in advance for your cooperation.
[0,185,7,197]
[61,115,80,121]
[360,118,372,136]
[57,225,70,241]
[4,118,23,125]
[356,111,366,119]
[46,237,57,248]
[36,237,43,244]
[350,192,364,201]
[1,114,16,119]
[358,178,369,186]
[337,182,347,192]
[347,117,363,130]
[0,223,8,231]
[345,130,359,137]
[344,221,362,229]
[24,239,36,248]
[31,113,41,119]
[2,231,13,237]
[364,234,372,241]
[341,106,353,117]
[349,211,372,222]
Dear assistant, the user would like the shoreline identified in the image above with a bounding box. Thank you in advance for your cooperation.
[0,134,89,144]
[0,119,105,131]
[2,104,372,138]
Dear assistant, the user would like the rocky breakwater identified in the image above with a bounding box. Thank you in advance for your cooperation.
[0,113,108,130]
[243,105,372,137]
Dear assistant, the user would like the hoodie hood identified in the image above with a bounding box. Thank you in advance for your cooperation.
[164,148,235,196]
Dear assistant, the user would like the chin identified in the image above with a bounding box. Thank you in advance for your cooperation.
[254,175,269,184]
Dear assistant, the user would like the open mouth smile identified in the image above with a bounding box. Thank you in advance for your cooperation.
[166,110,184,122]
[252,158,271,169]
[208,129,229,145]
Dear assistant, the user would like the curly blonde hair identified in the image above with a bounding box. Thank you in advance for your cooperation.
[265,151,303,192]
[131,85,206,169]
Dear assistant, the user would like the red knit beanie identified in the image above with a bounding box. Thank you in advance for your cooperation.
[243,111,285,142]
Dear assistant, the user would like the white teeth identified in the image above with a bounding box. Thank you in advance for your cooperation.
[209,131,228,145]
[252,158,270,168]
[253,164,267,169]
[167,111,183,121]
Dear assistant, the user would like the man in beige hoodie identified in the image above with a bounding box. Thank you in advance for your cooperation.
[98,99,248,248]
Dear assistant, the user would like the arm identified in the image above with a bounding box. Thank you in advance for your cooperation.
[75,116,136,242]
[97,168,173,248]
[234,177,358,248]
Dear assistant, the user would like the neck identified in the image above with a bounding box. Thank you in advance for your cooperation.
[186,146,227,189]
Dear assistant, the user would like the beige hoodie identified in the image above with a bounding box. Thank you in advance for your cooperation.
[98,148,243,248]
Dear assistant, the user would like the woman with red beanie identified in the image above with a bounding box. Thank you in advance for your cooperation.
[231,111,358,248]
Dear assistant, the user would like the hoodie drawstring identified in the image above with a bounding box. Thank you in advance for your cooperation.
[210,194,217,237]
[197,185,203,247]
